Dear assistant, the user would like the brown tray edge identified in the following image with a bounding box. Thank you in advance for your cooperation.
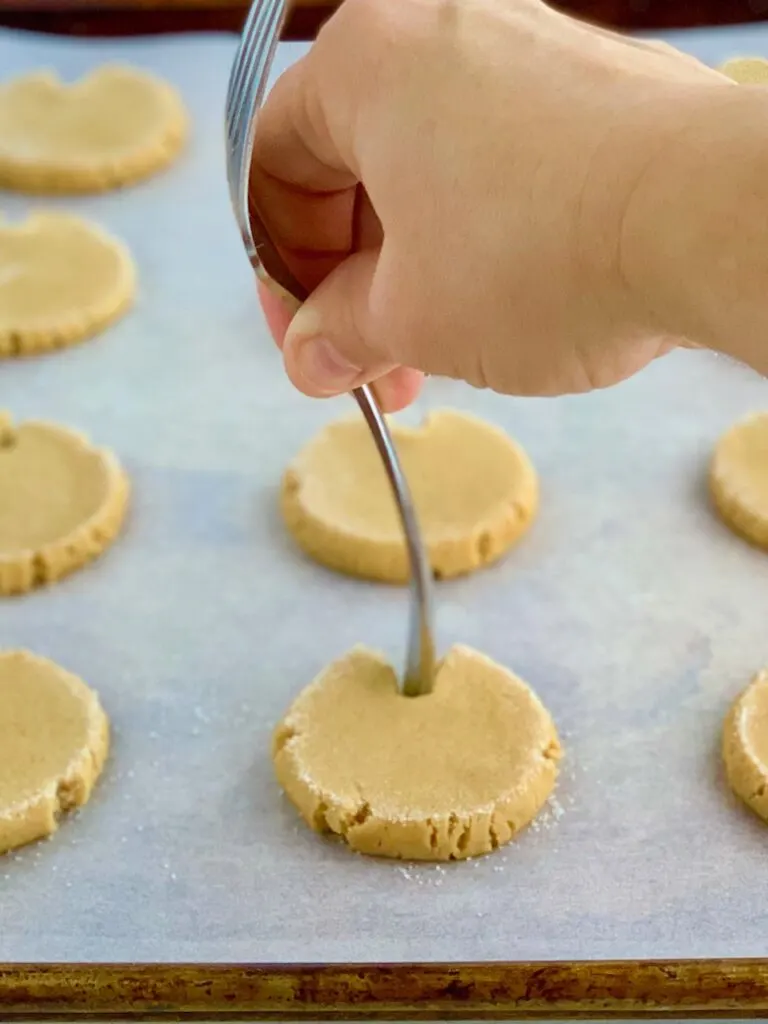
[1,959,768,1019]
[2,0,768,29]
[0,2,334,38]
[0,5,332,38]
[3,2,768,41]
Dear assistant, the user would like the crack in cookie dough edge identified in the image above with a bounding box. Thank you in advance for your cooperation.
[0,649,110,855]
[0,418,130,595]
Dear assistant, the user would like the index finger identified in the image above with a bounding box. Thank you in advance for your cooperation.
[249,35,362,290]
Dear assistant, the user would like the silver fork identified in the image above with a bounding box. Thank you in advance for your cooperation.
[225,0,436,697]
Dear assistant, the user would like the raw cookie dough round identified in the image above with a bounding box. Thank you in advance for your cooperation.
[0,64,188,193]
[0,412,129,595]
[0,212,135,357]
[710,413,768,549]
[719,57,768,84]
[0,650,109,854]
[281,409,538,583]
[723,670,768,822]
[272,644,561,861]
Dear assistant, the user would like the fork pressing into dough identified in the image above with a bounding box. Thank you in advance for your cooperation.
[225,0,436,697]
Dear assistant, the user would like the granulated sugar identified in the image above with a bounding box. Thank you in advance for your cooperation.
[392,767,574,883]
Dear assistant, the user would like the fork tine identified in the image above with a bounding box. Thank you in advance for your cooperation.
[227,17,276,172]
[227,0,286,133]
[225,0,289,251]
[226,5,267,135]
[226,1,265,116]
[232,7,285,191]
[238,0,285,126]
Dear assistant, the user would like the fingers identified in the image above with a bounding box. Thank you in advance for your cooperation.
[251,63,358,290]
[258,279,292,350]
[258,259,423,412]
[372,366,425,412]
[253,45,359,192]
[282,248,391,396]
[250,1,422,412]
[250,17,368,290]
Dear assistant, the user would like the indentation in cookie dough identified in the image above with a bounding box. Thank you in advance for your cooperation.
[710,412,768,550]
[0,64,188,193]
[723,671,768,823]
[281,409,539,583]
[272,644,561,861]
[0,211,135,357]
[0,649,109,854]
[719,57,768,84]
[0,413,129,594]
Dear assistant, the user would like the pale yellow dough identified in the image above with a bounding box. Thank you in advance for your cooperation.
[281,409,538,583]
[0,64,188,193]
[0,413,129,595]
[723,671,768,823]
[0,212,135,356]
[710,413,768,549]
[719,57,768,84]
[272,645,561,861]
[0,650,109,854]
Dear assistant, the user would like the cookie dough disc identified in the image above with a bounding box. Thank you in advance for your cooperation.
[719,57,768,84]
[0,650,109,854]
[0,212,135,356]
[0,413,129,594]
[710,413,768,549]
[0,65,188,193]
[281,409,539,583]
[272,645,561,861]
[723,671,768,822]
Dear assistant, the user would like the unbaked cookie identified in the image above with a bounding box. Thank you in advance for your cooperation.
[0,64,188,193]
[719,57,768,84]
[710,412,768,549]
[0,211,135,357]
[281,409,538,583]
[273,644,561,861]
[0,650,108,854]
[723,670,768,822]
[0,413,129,594]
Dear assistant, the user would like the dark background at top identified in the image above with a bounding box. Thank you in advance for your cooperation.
[0,0,766,41]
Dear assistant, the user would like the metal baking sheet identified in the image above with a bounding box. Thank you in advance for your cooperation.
[3,22,768,966]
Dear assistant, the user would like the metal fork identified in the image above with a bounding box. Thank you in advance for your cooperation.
[225,0,436,697]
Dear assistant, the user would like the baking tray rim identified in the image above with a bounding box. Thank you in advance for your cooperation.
[2,957,768,1019]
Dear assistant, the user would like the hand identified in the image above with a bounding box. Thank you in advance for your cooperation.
[251,0,731,407]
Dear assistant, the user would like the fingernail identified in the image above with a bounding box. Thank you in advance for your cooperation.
[294,337,361,392]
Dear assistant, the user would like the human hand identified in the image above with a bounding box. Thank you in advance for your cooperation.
[251,0,730,407]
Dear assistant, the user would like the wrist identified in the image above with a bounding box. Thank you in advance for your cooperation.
[620,85,768,371]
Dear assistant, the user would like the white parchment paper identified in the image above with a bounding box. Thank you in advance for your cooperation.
[2,22,768,965]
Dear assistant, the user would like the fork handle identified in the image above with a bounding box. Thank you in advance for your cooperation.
[257,269,435,696]
[352,384,436,697]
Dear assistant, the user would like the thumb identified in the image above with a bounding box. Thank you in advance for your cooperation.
[282,249,395,397]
